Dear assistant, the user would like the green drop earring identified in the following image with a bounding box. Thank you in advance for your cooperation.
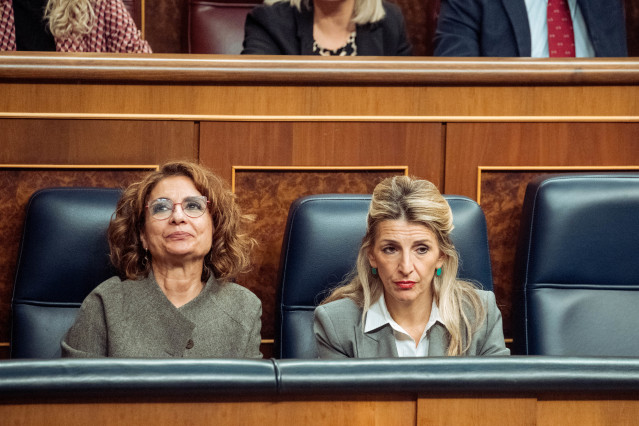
[371,267,378,275]
[436,267,442,277]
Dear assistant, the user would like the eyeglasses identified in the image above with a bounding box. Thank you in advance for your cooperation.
[146,196,209,220]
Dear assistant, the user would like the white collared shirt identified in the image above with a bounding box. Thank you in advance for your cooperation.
[365,293,442,357]
[524,0,595,57]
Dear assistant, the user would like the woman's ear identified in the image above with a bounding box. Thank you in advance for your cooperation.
[367,250,377,268]
[140,232,147,250]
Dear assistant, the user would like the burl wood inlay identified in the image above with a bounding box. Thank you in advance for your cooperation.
[234,169,403,341]
[479,172,542,339]
[0,169,151,353]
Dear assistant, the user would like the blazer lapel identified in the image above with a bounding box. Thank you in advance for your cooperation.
[355,22,383,56]
[296,6,315,55]
[501,0,532,56]
[356,324,398,357]
[427,323,450,356]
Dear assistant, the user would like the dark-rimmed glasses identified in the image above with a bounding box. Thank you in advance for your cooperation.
[146,196,209,220]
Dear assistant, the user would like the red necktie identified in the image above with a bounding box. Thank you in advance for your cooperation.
[547,0,575,57]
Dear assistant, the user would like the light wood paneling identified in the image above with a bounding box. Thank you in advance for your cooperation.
[537,400,639,426]
[5,396,639,425]
[444,123,639,197]
[418,397,537,426]
[0,397,416,426]
[0,119,197,164]
[3,83,639,118]
[199,121,443,184]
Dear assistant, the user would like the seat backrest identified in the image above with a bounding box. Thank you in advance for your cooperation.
[188,0,259,54]
[513,174,639,356]
[11,188,122,358]
[276,193,494,358]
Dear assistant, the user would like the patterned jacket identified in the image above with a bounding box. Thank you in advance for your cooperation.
[0,0,151,52]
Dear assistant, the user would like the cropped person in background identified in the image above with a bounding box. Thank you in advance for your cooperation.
[62,161,262,358]
[314,176,509,358]
[241,0,412,55]
[0,0,151,52]
[434,0,627,57]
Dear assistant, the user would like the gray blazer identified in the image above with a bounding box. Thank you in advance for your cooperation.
[314,290,510,358]
[62,274,262,358]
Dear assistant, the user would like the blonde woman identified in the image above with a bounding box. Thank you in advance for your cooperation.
[314,176,509,358]
[1,0,151,52]
[241,0,412,55]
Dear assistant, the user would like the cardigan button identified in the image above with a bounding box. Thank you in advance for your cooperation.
[186,339,194,349]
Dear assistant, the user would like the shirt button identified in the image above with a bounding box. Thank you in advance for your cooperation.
[186,339,194,349]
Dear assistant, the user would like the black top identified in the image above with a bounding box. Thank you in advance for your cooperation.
[242,0,412,56]
[12,0,56,51]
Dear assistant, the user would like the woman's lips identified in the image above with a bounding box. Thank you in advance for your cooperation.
[166,232,191,240]
[395,281,416,290]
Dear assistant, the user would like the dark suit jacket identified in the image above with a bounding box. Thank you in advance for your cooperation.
[314,290,510,358]
[434,0,627,57]
[242,0,412,55]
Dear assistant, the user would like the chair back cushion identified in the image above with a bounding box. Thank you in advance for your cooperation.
[513,174,639,355]
[188,0,259,54]
[11,188,121,358]
[276,193,493,358]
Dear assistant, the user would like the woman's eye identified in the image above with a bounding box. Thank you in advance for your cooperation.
[416,246,429,254]
[185,202,202,210]
[152,203,171,214]
[382,246,396,254]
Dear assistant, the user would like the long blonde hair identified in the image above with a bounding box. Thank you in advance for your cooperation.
[322,176,486,356]
[265,0,386,25]
[45,0,96,39]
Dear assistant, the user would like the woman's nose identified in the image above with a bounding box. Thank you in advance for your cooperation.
[169,204,187,223]
[398,252,413,274]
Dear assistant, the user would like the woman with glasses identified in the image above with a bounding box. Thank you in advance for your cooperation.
[62,161,262,358]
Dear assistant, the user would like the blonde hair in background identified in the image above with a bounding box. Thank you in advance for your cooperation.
[322,175,486,356]
[265,0,386,25]
[45,0,96,39]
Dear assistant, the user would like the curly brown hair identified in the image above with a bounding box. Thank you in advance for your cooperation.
[108,161,255,282]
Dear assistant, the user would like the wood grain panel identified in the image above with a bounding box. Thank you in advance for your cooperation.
[537,399,639,426]
[233,169,405,341]
[0,397,416,426]
[445,123,639,198]
[200,121,443,184]
[0,120,196,164]
[0,168,152,356]
[3,83,639,118]
[418,397,537,426]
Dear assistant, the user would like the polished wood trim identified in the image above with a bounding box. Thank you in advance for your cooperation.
[231,166,409,192]
[3,113,639,122]
[2,54,639,85]
[0,164,159,170]
[476,166,639,204]
[140,0,145,38]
